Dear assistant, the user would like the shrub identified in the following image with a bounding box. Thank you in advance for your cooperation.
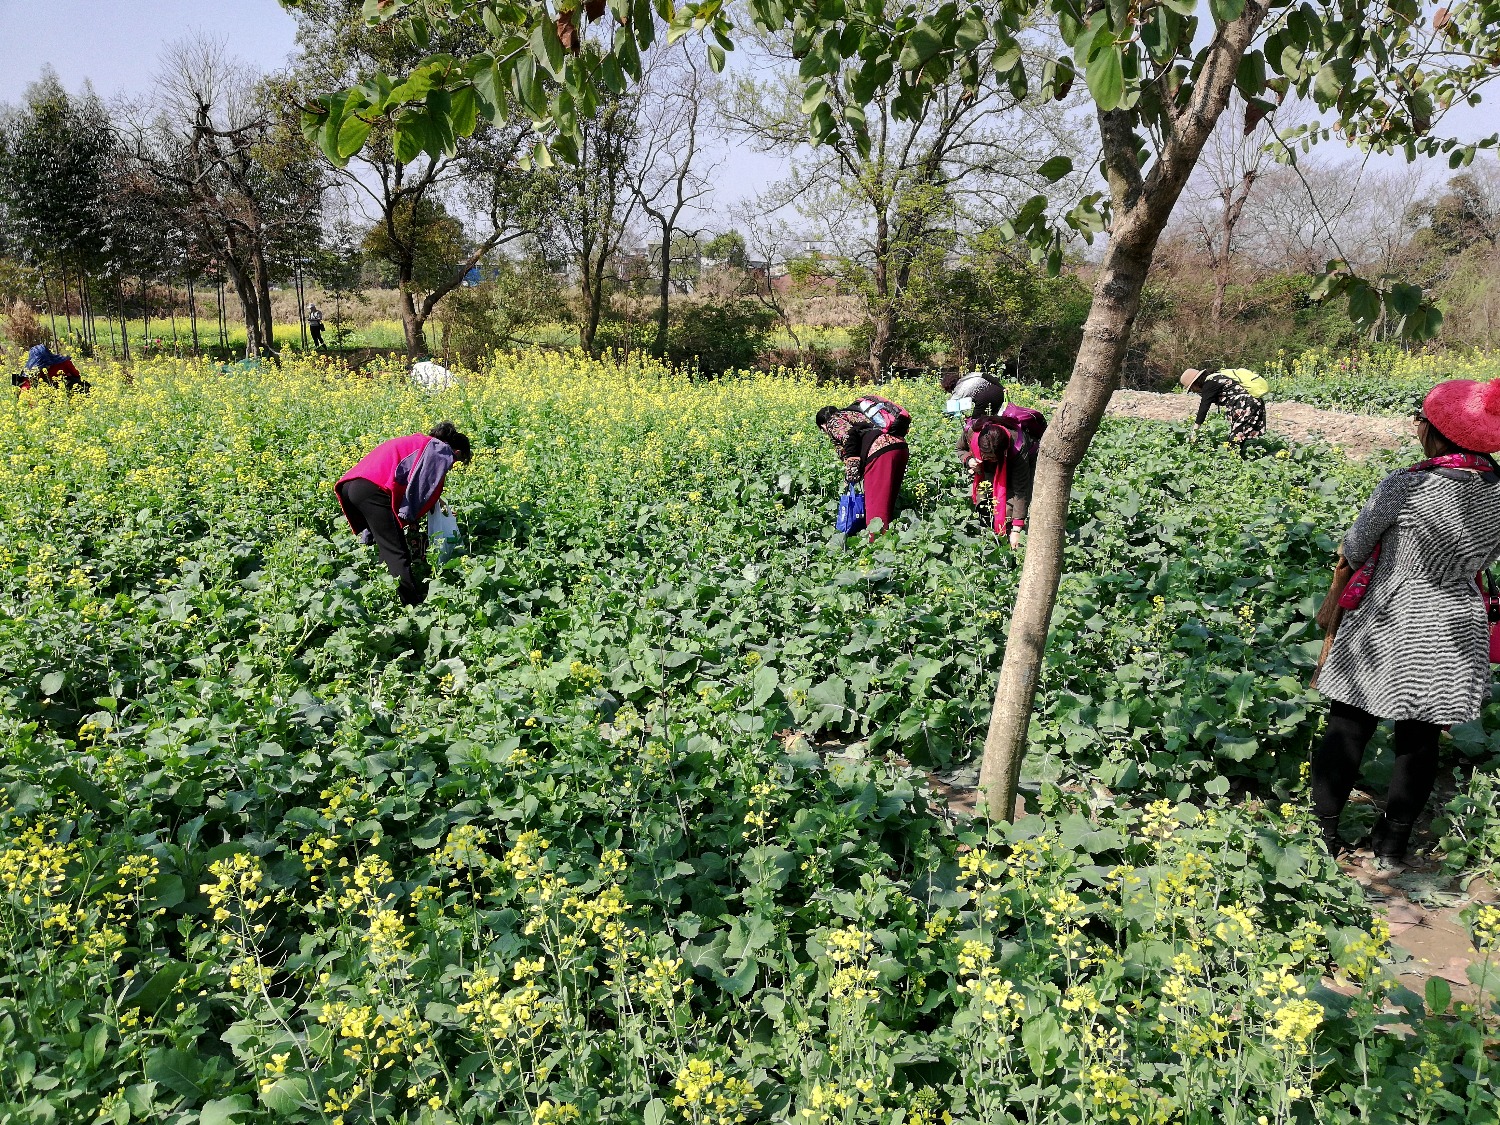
[2,299,48,350]
[666,299,776,375]
[439,259,568,366]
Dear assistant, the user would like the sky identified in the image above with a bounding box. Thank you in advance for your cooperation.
[0,0,301,104]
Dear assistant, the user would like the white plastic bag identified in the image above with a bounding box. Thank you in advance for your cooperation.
[427,503,461,560]
[411,360,456,391]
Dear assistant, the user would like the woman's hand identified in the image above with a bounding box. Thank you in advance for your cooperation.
[1009,527,1022,550]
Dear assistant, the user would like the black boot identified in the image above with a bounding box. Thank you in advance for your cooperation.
[1369,816,1414,862]
[1317,814,1345,856]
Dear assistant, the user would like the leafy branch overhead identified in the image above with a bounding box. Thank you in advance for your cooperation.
[279,0,1500,339]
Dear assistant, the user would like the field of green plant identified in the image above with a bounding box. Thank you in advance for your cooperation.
[2,352,1499,1124]
[1264,347,1500,415]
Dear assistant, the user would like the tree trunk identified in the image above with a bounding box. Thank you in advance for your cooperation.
[61,267,74,338]
[116,280,132,362]
[254,248,275,354]
[976,225,1156,817]
[977,3,1268,820]
[870,212,892,379]
[225,262,261,358]
[579,254,606,358]
[870,313,894,383]
[40,269,59,345]
[655,225,672,359]
[188,277,200,353]
[398,281,428,358]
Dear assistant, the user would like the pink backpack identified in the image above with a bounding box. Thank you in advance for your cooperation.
[999,404,1046,459]
[854,395,911,437]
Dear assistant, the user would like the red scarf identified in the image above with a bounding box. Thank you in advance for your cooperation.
[1339,453,1496,610]
[969,431,1008,535]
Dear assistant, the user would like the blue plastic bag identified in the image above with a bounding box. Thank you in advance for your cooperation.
[836,485,866,534]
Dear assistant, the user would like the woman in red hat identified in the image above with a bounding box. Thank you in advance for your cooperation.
[1311,379,1500,865]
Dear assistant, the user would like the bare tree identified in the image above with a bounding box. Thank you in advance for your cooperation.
[122,38,323,357]
[632,43,722,357]
[729,31,1079,378]
[1175,95,1310,323]
[540,90,642,357]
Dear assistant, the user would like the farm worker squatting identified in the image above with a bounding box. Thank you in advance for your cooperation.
[816,395,910,537]
[335,422,472,606]
[1181,365,1268,459]
[1310,378,1500,864]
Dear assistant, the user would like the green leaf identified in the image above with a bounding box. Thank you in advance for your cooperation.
[751,665,779,708]
[1425,975,1452,1014]
[1022,1010,1064,1075]
[259,1076,310,1116]
[1210,0,1247,25]
[449,86,479,139]
[40,671,64,696]
[1213,732,1259,761]
[1038,155,1073,182]
[1085,44,1125,111]
[392,113,426,164]
[123,960,191,1012]
[82,1022,108,1069]
[200,1097,253,1125]
[335,112,372,160]
[1347,281,1381,325]
[145,1048,205,1099]
[898,20,945,72]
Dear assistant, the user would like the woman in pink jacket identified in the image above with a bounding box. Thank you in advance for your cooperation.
[335,422,472,605]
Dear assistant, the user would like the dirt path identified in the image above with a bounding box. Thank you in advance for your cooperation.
[1105,390,1409,460]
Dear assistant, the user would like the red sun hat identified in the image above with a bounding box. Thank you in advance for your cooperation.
[1423,378,1500,454]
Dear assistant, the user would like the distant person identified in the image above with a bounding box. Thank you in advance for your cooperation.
[941,359,1015,418]
[815,395,911,537]
[308,305,326,349]
[21,343,89,392]
[958,405,1044,549]
[1310,379,1500,865]
[1181,365,1268,458]
[335,422,472,606]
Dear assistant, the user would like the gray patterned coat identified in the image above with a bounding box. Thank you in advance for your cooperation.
[1318,466,1500,723]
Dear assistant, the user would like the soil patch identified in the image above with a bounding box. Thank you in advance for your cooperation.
[1104,390,1408,460]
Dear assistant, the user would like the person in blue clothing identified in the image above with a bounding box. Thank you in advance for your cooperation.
[17,344,89,392]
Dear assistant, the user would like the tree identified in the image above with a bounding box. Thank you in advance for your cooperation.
[1177,94,1299,325]
[285,0,1490,821]
[0,69,118,347]
[538,85,641,356]
[121,38,326,357]
[362,196,468,292]
[727,22,1078,378]
[632,43,720,356]
[286,0,543,356]
[908,227,1091,373]
[703,230,748,268]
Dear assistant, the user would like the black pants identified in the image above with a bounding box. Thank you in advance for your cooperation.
[338,478,426,605]
[310,323,325,348]
[1311,699,1442,825]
